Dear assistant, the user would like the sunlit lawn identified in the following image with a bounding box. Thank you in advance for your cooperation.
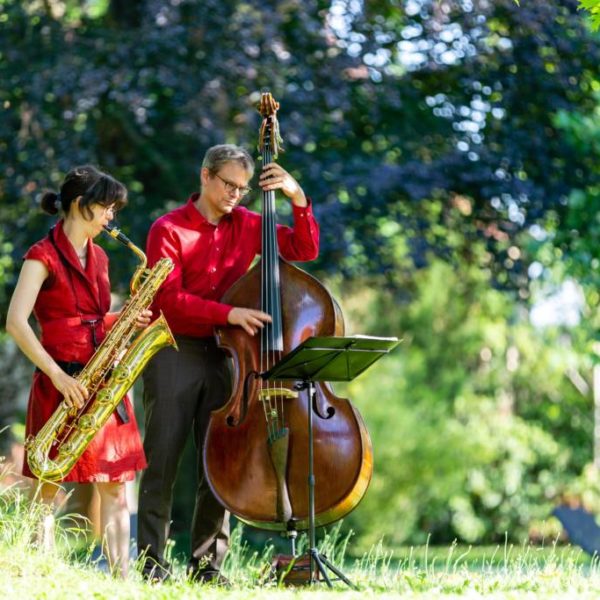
[2,464,600,599]
[2,544,600,599]
[3,512,600,599]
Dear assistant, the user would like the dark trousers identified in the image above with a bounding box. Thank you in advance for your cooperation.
[137,336,232,570]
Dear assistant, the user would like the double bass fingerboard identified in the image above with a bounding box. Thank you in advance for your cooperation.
[260,118,284,355]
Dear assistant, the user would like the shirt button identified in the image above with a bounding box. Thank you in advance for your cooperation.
[211,267,216,272]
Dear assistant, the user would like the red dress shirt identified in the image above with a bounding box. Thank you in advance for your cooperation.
[146,193,320,337]
[21,221,147,482]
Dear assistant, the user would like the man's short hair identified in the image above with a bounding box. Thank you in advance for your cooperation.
[202,144,255,176]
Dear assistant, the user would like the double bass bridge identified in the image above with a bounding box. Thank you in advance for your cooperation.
[258,388,298,403]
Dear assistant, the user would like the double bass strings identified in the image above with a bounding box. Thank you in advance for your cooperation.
[260,139,286,440]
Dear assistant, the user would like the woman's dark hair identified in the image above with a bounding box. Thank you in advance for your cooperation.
[40,165,128,219]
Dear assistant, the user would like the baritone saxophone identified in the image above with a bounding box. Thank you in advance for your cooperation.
[26,225,178,481]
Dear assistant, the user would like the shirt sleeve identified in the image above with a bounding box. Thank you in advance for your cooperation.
[24,243,50,266]
[276,199,320,262]
[146,220,234,329]
[23,242,56,287]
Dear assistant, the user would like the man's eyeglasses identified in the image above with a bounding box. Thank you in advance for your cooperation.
[213,172,252,197]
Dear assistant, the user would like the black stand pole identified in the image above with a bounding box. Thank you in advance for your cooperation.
[295,378,357,589]
[261,335,400,588]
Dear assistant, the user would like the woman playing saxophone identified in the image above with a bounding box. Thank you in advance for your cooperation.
[6,165,151,578]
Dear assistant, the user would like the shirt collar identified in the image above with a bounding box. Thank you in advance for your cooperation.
[51,220,95,276]
[49,220,105,313]
[183,193,234,228]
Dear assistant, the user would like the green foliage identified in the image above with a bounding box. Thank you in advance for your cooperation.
[516,2,600,30]
[2,0,600,296]
[0,232,14,318]
[339,255,590,549]
[532,104,600,337]
[577,1,600,30]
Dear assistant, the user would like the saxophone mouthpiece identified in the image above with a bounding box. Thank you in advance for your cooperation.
[103,224,133,248]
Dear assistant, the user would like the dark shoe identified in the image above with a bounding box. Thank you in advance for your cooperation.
[141,558,172,584]
[188,565,230,586]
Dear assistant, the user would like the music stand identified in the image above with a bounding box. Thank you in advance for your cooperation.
[262,335,400,588]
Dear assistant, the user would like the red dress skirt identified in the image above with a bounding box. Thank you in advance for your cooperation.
[21,221,147,483]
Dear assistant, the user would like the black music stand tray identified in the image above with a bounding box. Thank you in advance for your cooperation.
[262,335,400,588]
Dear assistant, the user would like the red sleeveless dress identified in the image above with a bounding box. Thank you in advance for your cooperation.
[21,220,147,482]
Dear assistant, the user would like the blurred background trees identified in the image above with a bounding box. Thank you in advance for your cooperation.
[1,0,599,552]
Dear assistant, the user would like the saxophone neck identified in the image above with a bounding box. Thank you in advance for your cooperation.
[103,225,147,293]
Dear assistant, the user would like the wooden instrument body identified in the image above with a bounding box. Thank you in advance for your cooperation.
[204,259,373,530]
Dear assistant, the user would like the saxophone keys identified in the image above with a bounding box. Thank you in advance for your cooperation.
[112,364,132,382]
[60,441,74,455]
[96,387,115,405]
[78,414,98,432]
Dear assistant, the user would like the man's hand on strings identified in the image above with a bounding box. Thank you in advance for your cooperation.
[228,307,272,336]
[259,163,307,207]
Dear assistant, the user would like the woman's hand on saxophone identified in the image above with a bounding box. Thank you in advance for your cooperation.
[50,369,88,409]
[135,309,153,329]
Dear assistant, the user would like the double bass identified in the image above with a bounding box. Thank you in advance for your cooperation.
[203,93,373,531]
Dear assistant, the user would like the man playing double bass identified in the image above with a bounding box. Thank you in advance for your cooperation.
[138,144,319,583]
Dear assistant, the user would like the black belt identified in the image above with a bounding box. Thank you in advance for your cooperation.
[54,360,85,376]
[36,360,130,424]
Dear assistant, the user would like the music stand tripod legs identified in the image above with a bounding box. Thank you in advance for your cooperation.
[262,335,399,588]
[294,378,356,589]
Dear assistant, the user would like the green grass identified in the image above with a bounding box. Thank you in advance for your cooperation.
[3,475,600,598]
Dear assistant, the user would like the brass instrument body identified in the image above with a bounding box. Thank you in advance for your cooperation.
[26,227,177,481]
